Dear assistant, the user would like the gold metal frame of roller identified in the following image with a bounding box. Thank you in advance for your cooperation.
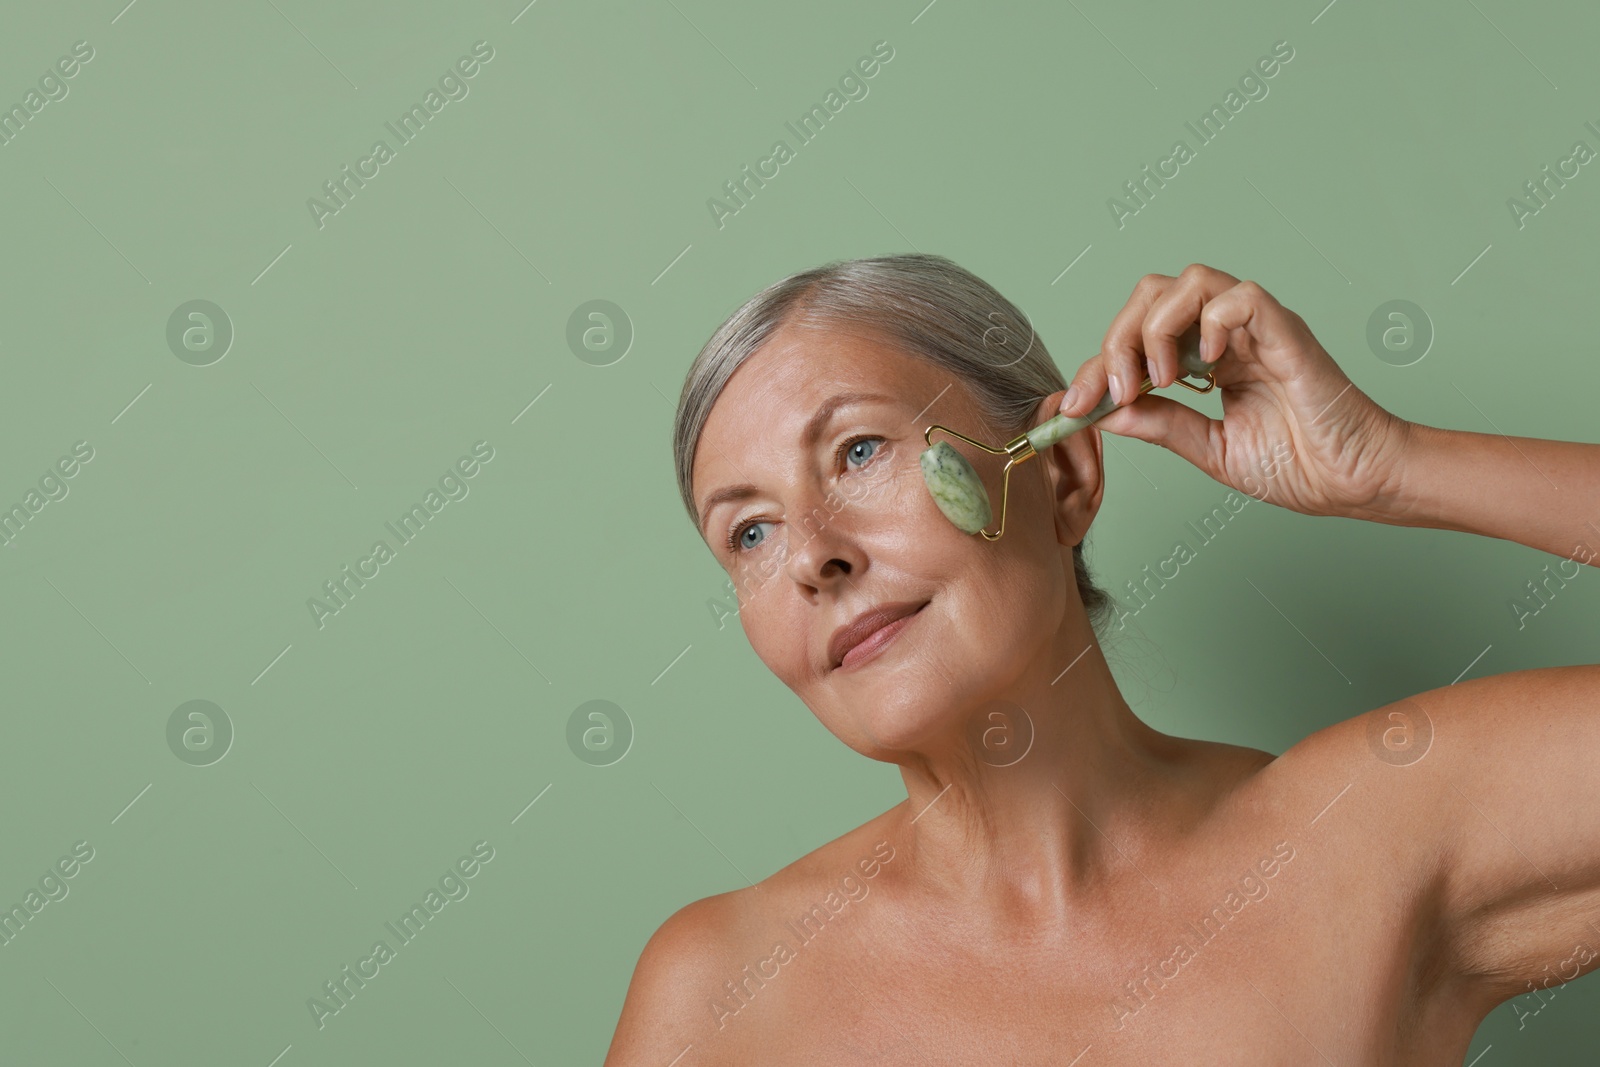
[922,370,1218,541]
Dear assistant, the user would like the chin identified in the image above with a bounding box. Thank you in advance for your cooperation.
[838,652,990,755]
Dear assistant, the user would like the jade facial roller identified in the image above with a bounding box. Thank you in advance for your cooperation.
[919,330,1219,540]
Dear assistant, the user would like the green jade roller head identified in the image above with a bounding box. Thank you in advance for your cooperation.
[920,335,1218,540]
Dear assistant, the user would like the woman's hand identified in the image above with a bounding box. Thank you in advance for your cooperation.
[1058,264,1413,520]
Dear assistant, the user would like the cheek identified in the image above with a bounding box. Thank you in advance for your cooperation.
[869,460,976,555]
[945,523,1071,669]
[858,456,923,507]
[956,565,1046,666]
[740,591,815,685]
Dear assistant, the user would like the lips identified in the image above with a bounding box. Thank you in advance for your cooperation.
[828,600,928,671]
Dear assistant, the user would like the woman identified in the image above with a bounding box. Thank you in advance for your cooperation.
[605,255,1600,1065]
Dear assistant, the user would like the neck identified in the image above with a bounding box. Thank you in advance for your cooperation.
[889,623,1197,928]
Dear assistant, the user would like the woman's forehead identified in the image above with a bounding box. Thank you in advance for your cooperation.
[713,329,930,421]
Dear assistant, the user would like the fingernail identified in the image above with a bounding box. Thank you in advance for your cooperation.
[1108,375,1122,404]
[1061,385,1078,411]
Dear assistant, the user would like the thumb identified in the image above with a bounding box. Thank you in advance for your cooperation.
[1094,392,1223,481]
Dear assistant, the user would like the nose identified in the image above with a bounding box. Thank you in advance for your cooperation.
[782,495,866,593]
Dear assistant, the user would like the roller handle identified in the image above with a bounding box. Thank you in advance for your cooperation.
[1026,329,1212,453]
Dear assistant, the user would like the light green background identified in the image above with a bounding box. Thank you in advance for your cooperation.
[1,0,1596,1063]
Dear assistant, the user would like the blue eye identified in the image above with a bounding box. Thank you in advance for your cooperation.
[723,434,887,556]
[728,519,774,553]
[844,436,880,468]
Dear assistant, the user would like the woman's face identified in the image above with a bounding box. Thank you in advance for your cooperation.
[691,320,1106,762]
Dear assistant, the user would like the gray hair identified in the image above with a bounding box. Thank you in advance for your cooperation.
[672,252,1116,635]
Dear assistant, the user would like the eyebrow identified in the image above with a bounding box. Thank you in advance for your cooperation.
[697,390,899,538]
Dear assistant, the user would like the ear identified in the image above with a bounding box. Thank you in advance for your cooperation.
[1032,391,1105,548]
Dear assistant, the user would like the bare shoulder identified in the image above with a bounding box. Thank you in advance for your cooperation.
[1292,666,1600,993]
[602,887,751,1067]
[1237,681,1457,837]
[602,812,901,1066]
[1255,665,1595,808]
[1236,667,1598,929]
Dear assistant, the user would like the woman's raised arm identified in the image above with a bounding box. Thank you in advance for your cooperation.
[1059,262,1598,570]
[1379,420,1599,568]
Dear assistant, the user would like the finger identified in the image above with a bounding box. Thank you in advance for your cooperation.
[1197,284,1259,374]
[1143,263,1243,386]
[1195,279,1304,375]
[1099,273,1174,409]
[1058,354,1112,417]
[1093,391,1224,482]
